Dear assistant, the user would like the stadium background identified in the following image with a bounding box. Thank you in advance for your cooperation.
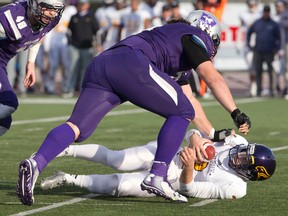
[0,1,287,215]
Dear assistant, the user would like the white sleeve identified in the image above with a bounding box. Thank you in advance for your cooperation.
[0,22,7,39]
[180,180,247,199]
[27,43,41,63]
[185,129,203,146]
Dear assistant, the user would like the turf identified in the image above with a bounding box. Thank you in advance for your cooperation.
[0,96,287,216]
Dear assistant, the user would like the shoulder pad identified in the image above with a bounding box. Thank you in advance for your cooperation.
[191,35,208,53]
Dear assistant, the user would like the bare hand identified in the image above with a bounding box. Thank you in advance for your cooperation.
[24,62,36,87]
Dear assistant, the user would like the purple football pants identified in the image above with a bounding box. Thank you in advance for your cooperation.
[35,46,194,175]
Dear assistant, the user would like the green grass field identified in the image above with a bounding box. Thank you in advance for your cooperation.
[1,96,288,216]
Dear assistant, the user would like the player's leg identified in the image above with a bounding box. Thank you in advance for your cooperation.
[40,170,155,197]
[105,47,192,202]
[46,46,60,94]
[58,141,157,171]
[265,53,275,97]
[0,67,18,136]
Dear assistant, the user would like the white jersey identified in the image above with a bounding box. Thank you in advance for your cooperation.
[115,134,248,199]
[238,10,261,47]
[180,140,247,199]
[44,5,77,51]
[120,8,150,39]
[138,1,164,19]
[103,6,129,50]
[63,131,249,199]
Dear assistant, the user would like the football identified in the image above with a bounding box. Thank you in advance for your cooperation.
[202,143,216,162]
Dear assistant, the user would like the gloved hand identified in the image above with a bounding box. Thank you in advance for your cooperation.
[209,128,232,142]
[231,108,251,129]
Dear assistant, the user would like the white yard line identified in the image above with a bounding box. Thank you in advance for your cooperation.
[10,97,269,214]
[189,199,218,207]
[13,97,265,126]
[10,194,99,216]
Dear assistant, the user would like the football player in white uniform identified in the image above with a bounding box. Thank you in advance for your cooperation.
[40,129,276,200]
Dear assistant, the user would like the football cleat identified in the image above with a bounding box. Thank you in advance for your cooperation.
[40,171,67,190]
[140,174,187,203]
[16,159,39,206]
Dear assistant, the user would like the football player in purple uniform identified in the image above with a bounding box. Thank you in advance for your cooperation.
[17,10,251,205]
[0,0,64,136]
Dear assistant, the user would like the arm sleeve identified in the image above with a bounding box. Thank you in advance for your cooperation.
[181,35,211,70]
[180,180,247,199]
[27,43,41,63]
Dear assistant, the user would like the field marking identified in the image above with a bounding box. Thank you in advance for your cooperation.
[10,194,99,216]
[10,97,268,214]
[13,98,265,126]
[12,109,147,126]
[18,97,265,105]
[272,146,288,151]
[269,131,281,136]
[189,199,218,207]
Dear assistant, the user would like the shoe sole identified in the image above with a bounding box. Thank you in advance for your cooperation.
[16,159,34,206]
[140,182,187,203]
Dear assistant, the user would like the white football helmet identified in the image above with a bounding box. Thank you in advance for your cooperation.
[27,0,65,27]
[186,10,221,48]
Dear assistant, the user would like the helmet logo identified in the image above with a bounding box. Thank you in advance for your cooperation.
[198,13,217,35]
[255,166,271,179]
[194,162,208,171]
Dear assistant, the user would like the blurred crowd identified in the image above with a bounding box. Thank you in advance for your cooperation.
[239,0,288,99]
[7,0,288,99]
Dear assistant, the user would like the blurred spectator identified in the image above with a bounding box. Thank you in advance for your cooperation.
[193,0,205,10]
[280,1,288,98]
[35,44,49,94]
[64,0,99,98]
[44,0,77,95]
[247,5,281,97]
[238,0,261,97]
[102,0,128,50]
[204,0,227,22]
[120,0,151,40]
[170,0,182,20]
[152,4,172,26]
[273,0,287,96]
[6,51,29,97]
[139,0,164,20]
[94,0,114,53]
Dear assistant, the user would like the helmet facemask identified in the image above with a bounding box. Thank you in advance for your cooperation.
[229,144,276,181]
[28,0,65,27]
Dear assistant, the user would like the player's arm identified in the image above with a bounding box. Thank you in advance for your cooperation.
[24,38,43,87]
[181,84,231,141]
[182,35,251,134]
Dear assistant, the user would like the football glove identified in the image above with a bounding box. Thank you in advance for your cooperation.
[231,108,251,129]
[209,128,232,142]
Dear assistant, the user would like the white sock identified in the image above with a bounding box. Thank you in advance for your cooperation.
[70,174,119,195]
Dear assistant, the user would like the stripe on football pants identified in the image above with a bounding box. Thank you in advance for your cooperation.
[149,64,178,105]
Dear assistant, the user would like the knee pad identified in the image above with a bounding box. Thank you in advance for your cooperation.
[0,91,18,118]
[0,104,16,119]
[0,115,12,136]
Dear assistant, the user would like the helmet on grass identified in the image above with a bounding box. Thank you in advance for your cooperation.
[229,143,276,181]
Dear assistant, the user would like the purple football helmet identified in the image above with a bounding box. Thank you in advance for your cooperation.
[229,143,276,181]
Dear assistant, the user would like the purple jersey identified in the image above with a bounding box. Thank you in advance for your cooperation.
[0,1,58,67]
[116,22,214,76]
